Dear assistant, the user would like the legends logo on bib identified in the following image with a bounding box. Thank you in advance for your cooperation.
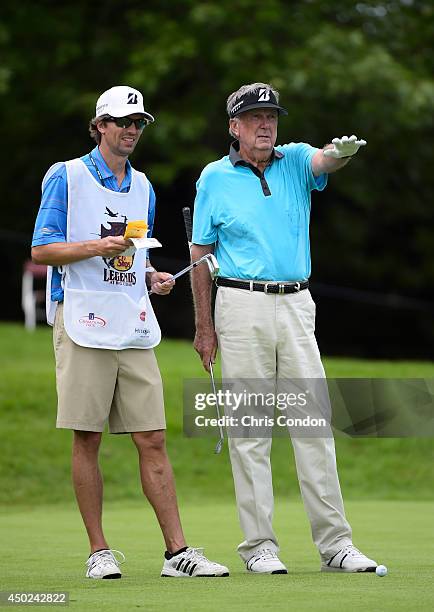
[99,208,137,287]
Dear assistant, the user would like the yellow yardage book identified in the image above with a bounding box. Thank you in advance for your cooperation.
[123,220,148,239]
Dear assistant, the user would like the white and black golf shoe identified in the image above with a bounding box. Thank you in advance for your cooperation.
[321,544,377,573]
[161,547,229,577]
[245,548,288,574]
[85,549,125,579]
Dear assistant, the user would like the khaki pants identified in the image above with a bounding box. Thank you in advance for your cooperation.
[215,287,352,561]
[53,304,165,433]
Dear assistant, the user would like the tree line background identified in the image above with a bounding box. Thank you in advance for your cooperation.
[1,0,433,358]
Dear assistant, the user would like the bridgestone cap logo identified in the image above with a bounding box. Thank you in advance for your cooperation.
[257,88,271,102]
[128,93,138,104]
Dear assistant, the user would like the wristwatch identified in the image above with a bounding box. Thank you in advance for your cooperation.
[146,266,156,288]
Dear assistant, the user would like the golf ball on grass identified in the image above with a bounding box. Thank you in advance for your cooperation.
[376,565,388,577]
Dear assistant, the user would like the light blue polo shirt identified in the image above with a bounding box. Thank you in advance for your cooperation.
[192,142,327,281]
[32,146,156,301]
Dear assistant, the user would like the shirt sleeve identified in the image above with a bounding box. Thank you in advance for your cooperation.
[192,173,218,245]
[286,143,327,192]
[32,164,68,247]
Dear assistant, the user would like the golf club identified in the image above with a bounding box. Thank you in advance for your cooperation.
[182,206,192,250]
[147,253,219,295]
[209,360,224,454]
[182,206,224,454]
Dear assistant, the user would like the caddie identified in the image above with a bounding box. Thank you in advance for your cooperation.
[31,85,229,579]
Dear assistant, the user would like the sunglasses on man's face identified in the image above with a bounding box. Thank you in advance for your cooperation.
[105,116,148,130]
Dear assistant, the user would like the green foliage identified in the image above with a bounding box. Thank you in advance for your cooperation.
[2,2,433,179]
[1,1,433,339]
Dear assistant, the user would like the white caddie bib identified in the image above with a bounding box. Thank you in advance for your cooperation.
[46,157,161,350]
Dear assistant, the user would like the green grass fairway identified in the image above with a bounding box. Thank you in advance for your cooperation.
[1,324,434,609]
[1,500,433,611]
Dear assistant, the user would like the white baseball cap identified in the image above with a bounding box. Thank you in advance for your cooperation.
[95,86,154,123]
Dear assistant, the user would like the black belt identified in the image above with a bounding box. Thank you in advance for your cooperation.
[215,277,309,294]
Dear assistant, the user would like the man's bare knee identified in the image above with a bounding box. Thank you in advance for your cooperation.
[73,431,102,455]
[131,430,166,455]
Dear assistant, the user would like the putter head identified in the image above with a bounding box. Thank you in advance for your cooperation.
[214,438,224,454]
[205,253,220,278]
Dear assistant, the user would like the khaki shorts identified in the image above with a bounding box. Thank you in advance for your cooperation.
[53,304,166,433]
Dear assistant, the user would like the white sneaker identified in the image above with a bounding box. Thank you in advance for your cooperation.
[86,549,125,579]
[246,548,288,574]
[161,547,229,577]
[321,544,377,573]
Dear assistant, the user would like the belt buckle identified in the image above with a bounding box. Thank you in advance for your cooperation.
[264,282,281,294]
[294,282,301,292]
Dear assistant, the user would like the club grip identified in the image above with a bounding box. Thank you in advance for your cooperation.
[182,207,193,243]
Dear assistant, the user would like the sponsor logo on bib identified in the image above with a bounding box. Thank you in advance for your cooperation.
[103,269,137,284]
[99,209,137,286]
[135,327,150,337]
[111,254,134,272]
[79,313,106,327]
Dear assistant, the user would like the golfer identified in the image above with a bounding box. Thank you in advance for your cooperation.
[31,85,228,579]
[191,82,379,574]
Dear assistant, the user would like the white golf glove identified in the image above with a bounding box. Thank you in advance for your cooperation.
[323,135,367,158]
